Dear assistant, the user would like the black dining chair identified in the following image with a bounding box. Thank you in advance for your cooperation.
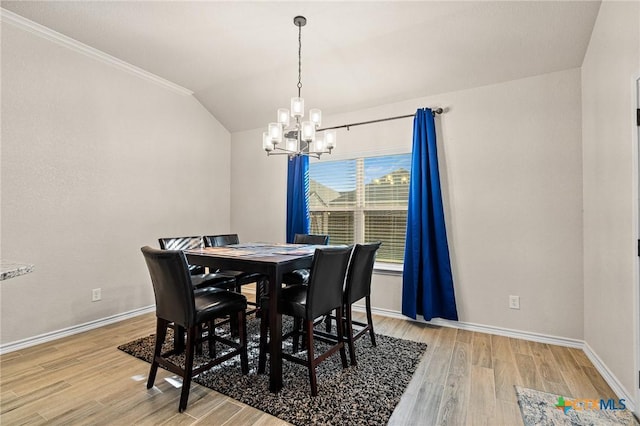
[281,233,330,286]
[341,242,381,365]
[141,246,249,412]
[158,236,236,290]
[204,234,239,247]
[203,234,267,313]
[258,246,351,396]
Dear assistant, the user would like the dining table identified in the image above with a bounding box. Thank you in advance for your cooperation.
[184,242,315,393]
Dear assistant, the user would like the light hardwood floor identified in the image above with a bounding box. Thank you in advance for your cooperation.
[1,307,616,425]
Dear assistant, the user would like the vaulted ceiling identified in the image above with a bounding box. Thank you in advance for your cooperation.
[1,1,601,133]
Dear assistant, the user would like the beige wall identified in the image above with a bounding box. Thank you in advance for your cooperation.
[231,68,585,339]
[0,24,231,344]
[582,0,640,402]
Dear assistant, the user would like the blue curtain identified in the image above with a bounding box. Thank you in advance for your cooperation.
[402,108,458,321]
[286,155,310,243]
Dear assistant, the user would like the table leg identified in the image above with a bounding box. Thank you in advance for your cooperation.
[268,269,283,392]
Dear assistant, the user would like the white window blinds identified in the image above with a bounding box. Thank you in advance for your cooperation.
[309,153,411,264]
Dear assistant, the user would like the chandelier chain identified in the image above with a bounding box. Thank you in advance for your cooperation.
[297,22,302,97]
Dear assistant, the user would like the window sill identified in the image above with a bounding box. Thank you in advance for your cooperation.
[373,262,403,276]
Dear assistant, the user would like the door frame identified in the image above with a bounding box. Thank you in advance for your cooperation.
[634,74,640,416]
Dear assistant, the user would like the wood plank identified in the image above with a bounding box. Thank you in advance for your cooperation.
[509,337,532,356]
[456,329,473,344]
[0,380,72,414]
[548,344,598,398]
[490,334,514,362]
[389,381,443,426]
[422,327,457,386]
[43,400,105,424]
[493,358,523,403]
[223,406,268,425]
[567,347,593,368]
[514,353,544,390]
[581,365,617,400]
[0,406,49,426]
[251,413,292,426]
[472,332,492,368]
[527,341,571,396]
[436,340,471,426]
[158,412,199,426]
[196,399,244,425]
[528,341,564,382]
[467,365,496,425]
[496,401,524,426]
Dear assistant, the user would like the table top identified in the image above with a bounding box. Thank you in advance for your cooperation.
[184,242,318,264]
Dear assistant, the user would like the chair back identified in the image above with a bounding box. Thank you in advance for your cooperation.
[141,246,196,328]
[158,236,206,275]
[344,242,381,305]
[306,246,352,319]
[204,234,240,247]
[294,233,329,245]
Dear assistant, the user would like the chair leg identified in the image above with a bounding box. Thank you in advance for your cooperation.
[344,304,357,366]
[230,312,239,337]
[208,320,216,358]
[257,309,269,374]
[292,317,302,352]
[325,314,332,332]
[147,318,168,389]
[195,324,203,355]
[178,326,197,413]
[255,278,266,318]
[305,320,318,397]
[335,307,348,368]
[174,324,185,353]
[238,310,249,375]
[366,296,377,347]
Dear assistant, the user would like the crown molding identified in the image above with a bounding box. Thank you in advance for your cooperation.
[1,8,193,96]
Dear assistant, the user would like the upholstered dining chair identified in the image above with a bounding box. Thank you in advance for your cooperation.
[203,234,267,312]
[158,236,236,290]
[204,234,239,247]
[258,246,352,396]
[141,246,249,412]
[341,242,381,365]
[281,233,330,286]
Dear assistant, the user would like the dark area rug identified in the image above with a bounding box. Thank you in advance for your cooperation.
[515,386,639,426]
[118,316,427,426]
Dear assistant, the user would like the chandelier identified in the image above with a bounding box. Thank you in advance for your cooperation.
[263,16,336,159]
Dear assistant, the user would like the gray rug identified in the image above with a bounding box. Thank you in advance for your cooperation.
[118,316,427,426]
[515,386,639,426]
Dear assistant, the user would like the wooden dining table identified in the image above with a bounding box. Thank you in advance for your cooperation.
[184,242,315,393]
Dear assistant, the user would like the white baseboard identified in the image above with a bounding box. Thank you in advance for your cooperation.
[355,305,636,411]
[0,305,155,355]
[356,305,583,347]
[583,342,637,412]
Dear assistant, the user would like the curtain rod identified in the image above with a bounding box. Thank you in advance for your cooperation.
[317,107,443,132]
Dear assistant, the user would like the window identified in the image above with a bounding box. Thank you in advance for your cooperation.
[308,153,411,264]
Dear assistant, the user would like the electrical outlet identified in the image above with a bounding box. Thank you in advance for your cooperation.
[92,288,102,302]
[509,295,520,310]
